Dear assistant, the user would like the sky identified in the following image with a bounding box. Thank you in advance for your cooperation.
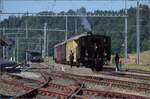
[2,0,150,13]
[0,0,149,20]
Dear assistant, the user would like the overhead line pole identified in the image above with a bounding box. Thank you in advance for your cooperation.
[16,38,19,63]
[136,0,140,64]
[0,0,2,21]
[25,12,28,64]
[65,15,68,41]
[43,22,47,58]
[46,33,49,57]
[75,17,77,34]
[2,27,5,59]
[125,0,128,64]
[0,0,3,60]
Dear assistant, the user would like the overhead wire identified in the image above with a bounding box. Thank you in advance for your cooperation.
[51,0,56,12]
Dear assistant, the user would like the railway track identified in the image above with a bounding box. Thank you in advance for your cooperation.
[1,67,150,99]
[20,63,150,98]
[49,71,150,96]
[26,63,150,81]
[97,67,150,81]
[103,67,150,74]
[34,71,150,99]
[0,72,83,99]
[1,78,149,99]
[51,71,150,88]
[0,71,50,98]
[42,71,150,99]
[128,69,150,75]
[97,71,150,81]
[0,70,84,99]
[32,64,150,81]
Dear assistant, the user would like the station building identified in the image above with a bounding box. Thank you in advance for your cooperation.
[0,36,10,59]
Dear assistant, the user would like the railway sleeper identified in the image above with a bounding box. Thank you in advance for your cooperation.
[82,89,149,99]
[80,77,148,89]
[49,73,150,93]
[38,88,68,99]
[84,76,150,89]
[14,89,38,99]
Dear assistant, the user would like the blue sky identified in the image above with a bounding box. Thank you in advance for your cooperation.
[2,0,150,13]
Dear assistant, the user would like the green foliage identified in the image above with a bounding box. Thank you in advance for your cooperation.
[0,5,149,61]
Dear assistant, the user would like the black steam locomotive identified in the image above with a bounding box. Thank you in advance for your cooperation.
[54,33,111,71]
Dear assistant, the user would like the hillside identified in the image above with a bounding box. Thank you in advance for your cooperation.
[0,5,149,62]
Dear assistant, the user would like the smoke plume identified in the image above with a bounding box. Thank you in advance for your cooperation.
[77,7,92,32]
[81,17,92,32]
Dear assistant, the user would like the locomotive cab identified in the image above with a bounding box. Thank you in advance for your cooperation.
[78,35,111,71]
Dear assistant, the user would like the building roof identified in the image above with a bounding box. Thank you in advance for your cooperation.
[0,36,10,46]
[0,59,17,68]
[54,41,66,48]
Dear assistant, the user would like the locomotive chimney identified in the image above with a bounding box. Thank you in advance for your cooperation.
[87,31,93,35]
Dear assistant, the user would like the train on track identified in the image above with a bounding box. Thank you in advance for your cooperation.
[0,59,19,72]
[28,51,44,63]
[54,32,111,71]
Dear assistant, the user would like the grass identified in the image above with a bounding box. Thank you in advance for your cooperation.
[111,50,150,72]
[110,64,150,72]
[129,50,150,65]
[124,64,150,72]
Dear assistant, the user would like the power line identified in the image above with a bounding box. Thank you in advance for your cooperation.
[0,28,65,32]
[0,12,127,17]
[1,0,144,1]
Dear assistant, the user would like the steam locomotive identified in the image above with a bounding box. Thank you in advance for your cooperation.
[54,32,111,71]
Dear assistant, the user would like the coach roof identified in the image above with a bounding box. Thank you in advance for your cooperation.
[54,33,109,48]
[54,33,88,47]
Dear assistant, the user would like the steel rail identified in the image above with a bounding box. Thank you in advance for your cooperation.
[50,71,150,93]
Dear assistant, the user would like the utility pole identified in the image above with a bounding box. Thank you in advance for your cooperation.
[25,13,28,63]
[136,1,140,64]
[16,38,19,63]
[6,44,8,60]
[65,16,68,41]
[75,17,77,34]
[2,27,5,59]
[0,0,2,23]
[13,44,16,61]
[0,0,3,21]
[46,34,49,57]
[125,0,128,64]
[43,22,47,58]
[0,0,3,59]
[40,37,42,57]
